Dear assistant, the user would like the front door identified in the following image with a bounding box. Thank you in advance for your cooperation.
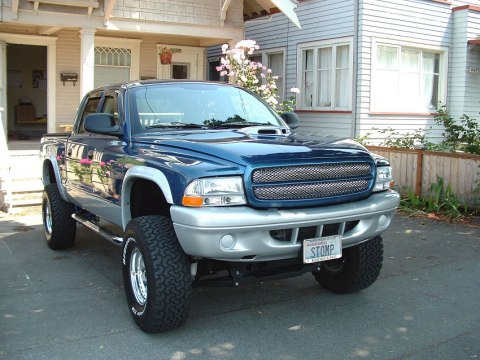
[156,45,205,80]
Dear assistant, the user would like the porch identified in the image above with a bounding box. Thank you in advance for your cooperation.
[1,138,42,213]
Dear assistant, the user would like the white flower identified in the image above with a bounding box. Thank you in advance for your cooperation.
[266,96,278,105]
[236,39,257,50]
[240,75,248,82]
[290,87,301,94]
[221,44,229,53]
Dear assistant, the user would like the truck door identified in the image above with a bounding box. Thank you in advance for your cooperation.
[66,90,126,224]
[65,93,102,200]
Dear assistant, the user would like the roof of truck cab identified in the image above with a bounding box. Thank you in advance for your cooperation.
[91,80,232,93]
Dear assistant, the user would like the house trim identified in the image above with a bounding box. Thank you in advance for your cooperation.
[452,5,480,12]
[370,37,449,114]
[296,37,354,111]
[3,12,244,46]
[0,32,57,134]
[368,112,434,116]
[296,110,352,114]
[95,36,141,84]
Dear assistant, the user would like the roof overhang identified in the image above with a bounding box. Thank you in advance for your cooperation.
[244,0,301,28]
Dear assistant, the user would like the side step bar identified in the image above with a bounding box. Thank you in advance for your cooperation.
[71,213,123,246]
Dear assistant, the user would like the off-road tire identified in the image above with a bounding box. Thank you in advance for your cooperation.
[42,183,76,250]
[122,215,192,333]
[313,236,383,294]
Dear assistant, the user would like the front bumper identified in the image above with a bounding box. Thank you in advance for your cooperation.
[171,190,400,262]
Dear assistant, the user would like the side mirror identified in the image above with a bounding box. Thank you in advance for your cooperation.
[84,113,121,135]
[281,112,300,130]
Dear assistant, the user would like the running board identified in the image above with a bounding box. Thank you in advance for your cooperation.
[71,213,123,246]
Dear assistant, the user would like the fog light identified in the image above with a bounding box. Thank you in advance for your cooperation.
[220,234,236,249]
[378,215,390,230]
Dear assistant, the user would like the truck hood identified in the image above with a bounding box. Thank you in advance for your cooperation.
[132,129,373,166]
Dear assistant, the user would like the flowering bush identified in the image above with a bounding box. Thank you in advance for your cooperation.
[216,40,299,113]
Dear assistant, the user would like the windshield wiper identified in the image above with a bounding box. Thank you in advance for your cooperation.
[215,121,270,128]
[145,122,207,129]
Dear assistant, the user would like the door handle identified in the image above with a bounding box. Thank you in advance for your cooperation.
[87,150,94,160]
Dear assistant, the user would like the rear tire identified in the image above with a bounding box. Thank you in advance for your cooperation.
[313,236,383,294]
[122,215,192,332]
[42,183,76,250]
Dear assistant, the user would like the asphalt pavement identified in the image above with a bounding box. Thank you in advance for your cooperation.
[1,209,479,360]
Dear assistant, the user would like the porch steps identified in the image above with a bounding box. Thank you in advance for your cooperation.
[1,150,43,213]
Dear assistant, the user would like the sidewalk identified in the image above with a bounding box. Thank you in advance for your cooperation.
[1,209,479,360]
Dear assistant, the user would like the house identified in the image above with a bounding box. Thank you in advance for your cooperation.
[0,0,300,146]
[236,0,480,143]
[0,0,300,211]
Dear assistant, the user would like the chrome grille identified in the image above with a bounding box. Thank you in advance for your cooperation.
[253,180,369,200]
[252,163,372,184]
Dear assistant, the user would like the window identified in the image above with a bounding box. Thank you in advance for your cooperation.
[78,96,101,134]
[298,39,352,110]
[102,95,119,126]
[251,49,285,101]
[94,46,131,88]
[172,63,189,79]
[372,42,446,113]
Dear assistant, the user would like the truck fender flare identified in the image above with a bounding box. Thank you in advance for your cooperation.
[42,156,69,202]
[121,166,174,229]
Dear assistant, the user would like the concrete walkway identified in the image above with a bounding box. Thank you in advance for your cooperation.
[1,210,479,359]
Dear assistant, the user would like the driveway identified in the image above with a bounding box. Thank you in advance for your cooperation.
[1,210,479,359]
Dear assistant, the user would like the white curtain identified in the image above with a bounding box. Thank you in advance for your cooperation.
[400,48,421,108]
[268,53,284,100]
[316,47,332,107]
[422,52,439,110]
[335,45,349,108]
[94,67,130,88]
[303,49,314,107]
[375,45,440,112]
[374,45,399,110]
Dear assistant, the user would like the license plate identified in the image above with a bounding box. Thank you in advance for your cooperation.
[303,235,342,264]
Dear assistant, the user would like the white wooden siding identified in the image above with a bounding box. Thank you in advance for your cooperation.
[356,0,453,144]
[464,11,480,119]
[56,29,81,127]
[113,0,244,28]
[246,0,355,138]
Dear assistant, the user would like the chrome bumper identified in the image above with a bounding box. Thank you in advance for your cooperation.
[171,190,400,262]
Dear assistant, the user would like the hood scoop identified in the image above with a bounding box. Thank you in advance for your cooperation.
[237,126,290,136]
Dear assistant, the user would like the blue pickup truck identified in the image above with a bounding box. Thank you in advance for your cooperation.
[40,80,399,332]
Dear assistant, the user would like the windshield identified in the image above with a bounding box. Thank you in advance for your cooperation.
[129,83,284,133]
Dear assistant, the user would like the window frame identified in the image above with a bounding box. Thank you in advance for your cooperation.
[370,38,448,114]
[94,37,141,87]
[251,47,286,101]
[296,38,353,111]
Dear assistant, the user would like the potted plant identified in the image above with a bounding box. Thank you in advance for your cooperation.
[159,47,173,64]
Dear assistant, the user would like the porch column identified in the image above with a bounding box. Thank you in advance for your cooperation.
[79,28,96,100]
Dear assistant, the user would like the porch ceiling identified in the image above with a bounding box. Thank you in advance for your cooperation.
[0,23,237,48]
[244,0,301,28]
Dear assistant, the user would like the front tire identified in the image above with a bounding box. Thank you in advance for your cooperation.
[313,236,383,294]
[42,183,76,250]
[122,215,192,333]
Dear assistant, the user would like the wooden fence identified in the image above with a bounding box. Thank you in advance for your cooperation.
[367,146,480,205]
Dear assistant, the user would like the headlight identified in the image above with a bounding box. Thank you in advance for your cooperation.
[182,176,247,207]
[373,165,394,192]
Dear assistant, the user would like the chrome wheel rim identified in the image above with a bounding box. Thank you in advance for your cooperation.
[44,199,52,234]
[130,247,147,306]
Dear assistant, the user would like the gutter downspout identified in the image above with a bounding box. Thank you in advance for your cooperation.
[351,0,359,139]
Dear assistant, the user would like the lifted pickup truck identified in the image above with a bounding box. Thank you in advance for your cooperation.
[40,80,399,332]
